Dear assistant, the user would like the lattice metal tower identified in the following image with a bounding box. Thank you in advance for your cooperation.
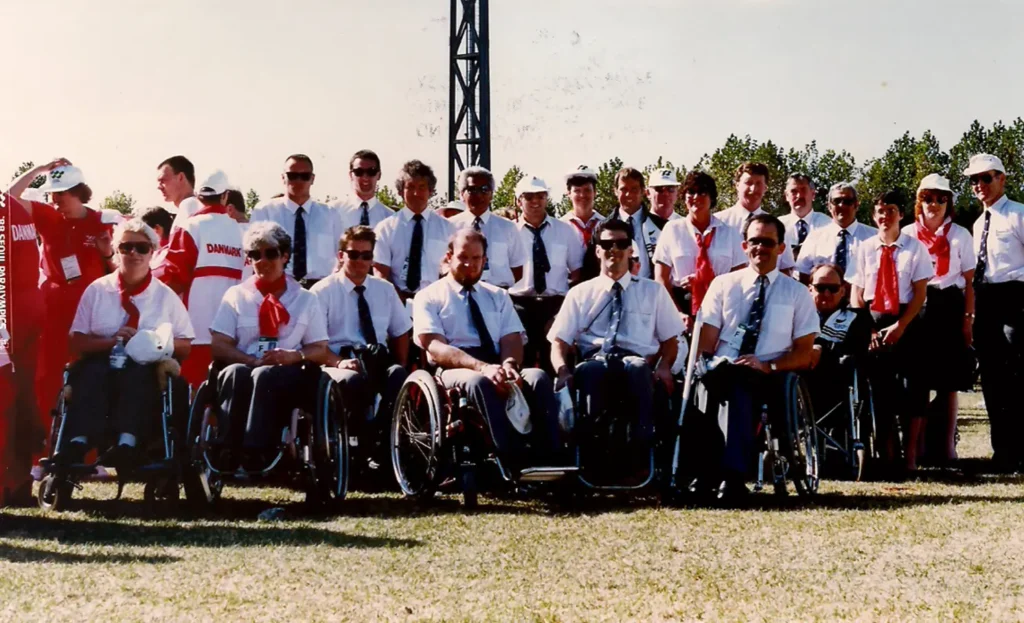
[448,0,491,199]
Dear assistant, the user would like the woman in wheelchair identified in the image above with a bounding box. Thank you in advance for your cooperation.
[55,219,195,468]
[209,222,329,471]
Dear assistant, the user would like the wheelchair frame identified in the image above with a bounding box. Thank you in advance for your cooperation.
[811,356,878,481]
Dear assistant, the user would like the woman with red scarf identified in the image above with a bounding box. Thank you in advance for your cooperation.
[902,174,976,464]
[849,191,935,473]
[56,219,194,467]
[210,222,328,470]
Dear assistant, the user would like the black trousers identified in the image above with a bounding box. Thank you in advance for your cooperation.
[217,363,318,451]
[975,281,1024,468]
[65,357,161,445]
[512,294,565,374]
[323,363,407,441]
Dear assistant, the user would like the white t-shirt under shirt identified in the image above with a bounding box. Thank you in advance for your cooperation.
[210,276,328,356]
[70,273,195,340]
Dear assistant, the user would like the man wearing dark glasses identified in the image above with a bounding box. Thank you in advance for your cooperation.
[795,182,877,283]
[251,154,343,289]
[332,149,394,232]
[450,166,526,289]
[965,153,1024,472]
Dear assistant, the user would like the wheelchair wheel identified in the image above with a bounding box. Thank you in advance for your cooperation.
[144,477,181,507]
[313,374,349,503]
[391,370,444,500]
[781,374,819,497]
[856,376,879,478]
[182,381,223,508]
[37,474,73,512]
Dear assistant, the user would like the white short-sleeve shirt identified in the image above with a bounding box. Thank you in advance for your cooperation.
[374,208,455,293]
[413,275,524,353]
[848,233,935,303]
[795,220,878,276]
[653,216,746,286]
[973,195,1024,284]
[310,272,412,354]
[449,210,526,287]
[331,196,394,232]
[250,197,343,280]
[70,273,195,340]
[169,196,202,232]
[547,273,685,358]
[780,210,832,249]
[210,276,328,355]
[510,216,585,296]
[715,204,796,270]
[901,220,976,290]
[699,267,819,362]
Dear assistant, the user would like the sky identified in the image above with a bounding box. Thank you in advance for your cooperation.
[2,0,1022,208]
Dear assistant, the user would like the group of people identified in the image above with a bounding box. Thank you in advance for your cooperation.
[1,147,1021,506]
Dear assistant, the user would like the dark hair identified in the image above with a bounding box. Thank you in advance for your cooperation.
[350,149,381,171]
[225,189,246,214]
[873,189,905,212]
[594,218,632,241]
[64,183,93,204]
[158,155,196,187]
[286,154,314,171]
[681,170,718,208]
[809,262,845,282]
[566,174,597,191]
[614,167,645,189]
[339,225,376,251]
[448,228,488,255]
[395,159,437,194]
[734,161,770,185]
[913,188,955,220]
[742,213,786,242]
[787,172,815,189]
[138,205,173,237]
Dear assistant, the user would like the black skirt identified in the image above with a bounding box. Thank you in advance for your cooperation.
[917,285,968,392]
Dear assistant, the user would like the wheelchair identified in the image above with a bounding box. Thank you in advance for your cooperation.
[391,368,576,508]
[808,354,878,480]
[36,362,190,512]
[183,363,348,509]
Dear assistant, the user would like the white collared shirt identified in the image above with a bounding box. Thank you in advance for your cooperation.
[973,195,1024,284]
[715,204,796,270]
[374,207,456,293]
[548,272,684,358]
[901,220,976,290]
[653,215,746,286]
[848,232,934,303]
[449,210,526,287]
[70,273,195,340]
[510,216,585,296]
[700,267,818,362]
[331,195,394,232]
[311,272,412,353]
[780,210,832,248]
[413,274,524,353]
[795,220,878,276]
[210,276,328,355]
[169,196,201,232]
[615,207,654,278]
[250,197,343,280]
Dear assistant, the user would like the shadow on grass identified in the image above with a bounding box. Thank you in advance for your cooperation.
[0,543,180,565]
[691,490,1024,512]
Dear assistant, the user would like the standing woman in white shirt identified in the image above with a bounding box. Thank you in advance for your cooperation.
[850,191,935,473]
[903,174,975,464]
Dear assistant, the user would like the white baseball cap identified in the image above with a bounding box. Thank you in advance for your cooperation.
[566,164,597,181]
[37,165,86,193]
[917,173,953,194]
[444,199,466,213]
[649,168,680,187]
[962,153,1006,176]
[196,170,231,197]
[515,176,549,197]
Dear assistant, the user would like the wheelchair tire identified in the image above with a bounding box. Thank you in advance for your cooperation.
[37,474,73,512]
[391,370,444,500]
[182,381,223,508]
[313,374,349,503]
[781,374,819,497]
[460,464,478,510]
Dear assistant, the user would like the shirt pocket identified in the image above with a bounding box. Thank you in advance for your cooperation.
[489,242,508,268]
[371,313,391,341]
[482,311,502,345]
[765,303,795,339]
[426,240,449,277]
[631,310,654,342]
[315,234,334,261]
[547,243,568,271]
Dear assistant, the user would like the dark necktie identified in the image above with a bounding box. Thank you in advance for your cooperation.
[473,216,483,232]
[359,201,370,227]
[293,206,307,280]
[407,213,424,291]
[974,209,991,287]
[835,229,849,273]
[464,285,497,363]
[626,215,636,240]
[354,284,377,345]
[526,222,550,294]
[739,275,768,356]
[602,282,624,354]
[796,219,809,245]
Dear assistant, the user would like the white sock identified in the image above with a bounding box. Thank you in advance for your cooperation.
[70,436,88,445]
[118,433,136,447]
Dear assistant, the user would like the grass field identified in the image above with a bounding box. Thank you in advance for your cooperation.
[3,394,1024,621]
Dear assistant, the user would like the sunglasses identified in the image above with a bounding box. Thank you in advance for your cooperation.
[117,242,153,255]
[464,185,492,195]
[342,249,374,261]
[246,248,282,261]
[595,238,632,251]
[351,167,379,178]
[746,237,778,249]
[830,197,856,207]
[812,283,842,294]
[286,172,313,182]
[969,173,995,185]
[919,193,949,204]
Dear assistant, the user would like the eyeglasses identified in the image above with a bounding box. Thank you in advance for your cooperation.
[969,173,995,185]
[351,167,379,178]
[342,249,374,261]
[286,172,313,182]
[830,197,856,207]
[464,185,492,195]
[746,237,778,249]
[812,284,842,294]
[117,242,153,255]
[595,238,632,251]
[919,193,949,204]
[246,248,282,261]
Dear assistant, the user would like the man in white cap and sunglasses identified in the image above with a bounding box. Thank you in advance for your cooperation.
[648,168,683,223]
[965,153,1024,472]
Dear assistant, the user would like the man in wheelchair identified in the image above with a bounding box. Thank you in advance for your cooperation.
[691,214,819,500]
[412,229,564,470]
[805,264,872,404]
[548,219,684,478]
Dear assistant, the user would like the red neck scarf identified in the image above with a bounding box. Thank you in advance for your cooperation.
[871,245,900,315]
[118,270,153,329]
[255,275,290,338]
[569,216,599,247]
[914,217,953,277]
[691,228,717,315]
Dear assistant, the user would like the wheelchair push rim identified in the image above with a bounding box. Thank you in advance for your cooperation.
[314,375,350,502]
[785,374,820,496]
[391,370,444,499]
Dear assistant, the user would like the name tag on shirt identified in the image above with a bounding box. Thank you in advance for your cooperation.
[61,255,83,281]
[255,337,278,357]
[726,325,749,352]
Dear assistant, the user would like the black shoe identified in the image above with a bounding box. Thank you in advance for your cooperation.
[54,441,88,467]
[100,444,141,471]
[715,478,750,504]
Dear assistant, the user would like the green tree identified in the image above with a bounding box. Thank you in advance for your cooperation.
[594,157,624,217]
[696,134,788,214]
[376,185,400,209]
[493,165,525,210]
[553,194,573,218]
[245,189,260,214]
[10,161,45,188]
[948,118,1024,224]
[100,190,136,215]
[857,130,950,224]
[784,141,859,212]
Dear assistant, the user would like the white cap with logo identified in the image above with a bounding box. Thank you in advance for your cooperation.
[566,164,597,181]
[962,153,1006,176]
[38,165,86,193]
[917,173,953,194]
[196,170,231,197]
[515,176,549,197]
[649,168,680,187]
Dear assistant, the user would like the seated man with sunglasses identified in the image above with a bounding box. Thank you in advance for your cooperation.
[310,226,411,474]
[332,150,394,231]
[692,214,818,500]
[794,182,877,284]
[154,171,245,388]
[251,154,343,289]
[549,220,684,470]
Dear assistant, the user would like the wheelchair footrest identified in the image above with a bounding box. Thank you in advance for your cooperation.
[519,466,579,482]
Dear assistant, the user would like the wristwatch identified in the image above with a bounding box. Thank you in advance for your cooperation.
[769,362,778,372]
